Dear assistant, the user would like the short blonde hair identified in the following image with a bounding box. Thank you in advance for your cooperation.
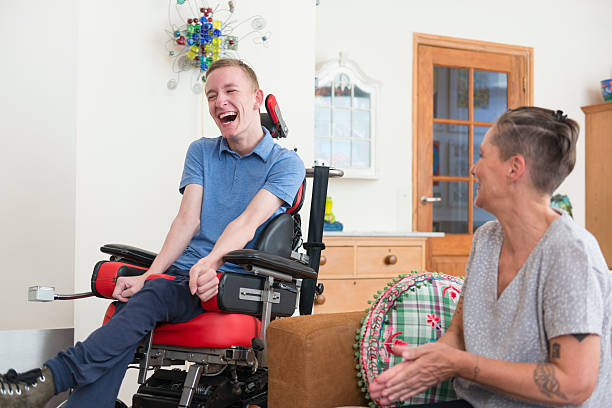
[205,58,259,90]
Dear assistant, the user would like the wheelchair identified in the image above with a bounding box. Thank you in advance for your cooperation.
[28,95,343,408]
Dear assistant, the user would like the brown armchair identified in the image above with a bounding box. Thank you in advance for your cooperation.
[267,311,368,408]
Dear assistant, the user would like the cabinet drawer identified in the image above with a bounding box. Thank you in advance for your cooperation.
[313,278,390,314]
[356,245,423,276]
[318,246,354,278]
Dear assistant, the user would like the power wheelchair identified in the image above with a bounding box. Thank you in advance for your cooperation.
[28,95,343,408]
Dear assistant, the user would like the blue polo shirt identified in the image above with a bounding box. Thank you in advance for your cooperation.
[173,128,305,273]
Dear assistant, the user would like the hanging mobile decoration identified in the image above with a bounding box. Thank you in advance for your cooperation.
[165,0,269,94]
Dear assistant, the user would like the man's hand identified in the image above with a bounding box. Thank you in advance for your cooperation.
[112,275,147,302]
[189,258,219,302]
[369,342,458,405]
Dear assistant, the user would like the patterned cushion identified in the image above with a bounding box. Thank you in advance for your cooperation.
[356,272,464,407]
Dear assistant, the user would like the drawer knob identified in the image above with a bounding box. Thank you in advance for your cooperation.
[320,255,327,266]
[385,254,398,265]
[314,293,326,305]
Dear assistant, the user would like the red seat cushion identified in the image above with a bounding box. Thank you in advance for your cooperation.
[103,304,261,348]
[153,312,261,348]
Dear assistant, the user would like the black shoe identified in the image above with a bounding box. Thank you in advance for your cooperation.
[0,366,55,408]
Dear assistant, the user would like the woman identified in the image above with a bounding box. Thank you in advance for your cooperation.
[369,107,611,407]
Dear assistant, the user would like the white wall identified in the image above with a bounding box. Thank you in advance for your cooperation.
[0,0,77,330]
[317,0,612,232]
[4,0,610,401]
[71,1,315,402]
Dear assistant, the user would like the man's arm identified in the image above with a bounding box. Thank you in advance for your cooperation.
[188,188,284,301]
[113,184,203,302]
[370,333,600,406]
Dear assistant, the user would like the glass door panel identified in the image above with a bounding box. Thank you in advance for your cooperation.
[474,70,508,122]
[433,66,469,120]
[433,181,469,233]
[433,124,469,177]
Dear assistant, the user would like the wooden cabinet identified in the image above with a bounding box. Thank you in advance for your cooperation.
[582,102,612,268]
[314,236,427,313]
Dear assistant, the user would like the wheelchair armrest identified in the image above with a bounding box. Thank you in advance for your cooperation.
[100,243,157,267]
[215,272,297,317]
[223,249,317,280]
[91,260,150,298]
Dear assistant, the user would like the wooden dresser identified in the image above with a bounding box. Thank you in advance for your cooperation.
[582,102,612,268]
[313,234,433,313]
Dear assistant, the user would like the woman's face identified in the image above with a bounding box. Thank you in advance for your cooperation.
[471,127,509,212]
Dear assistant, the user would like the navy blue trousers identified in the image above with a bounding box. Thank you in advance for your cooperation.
[45,267,204,408]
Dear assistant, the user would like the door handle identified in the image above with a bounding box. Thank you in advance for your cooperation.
[421,195,442,204]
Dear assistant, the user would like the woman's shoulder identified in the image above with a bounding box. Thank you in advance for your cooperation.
[544,212,608,272]
[547,212,599,251]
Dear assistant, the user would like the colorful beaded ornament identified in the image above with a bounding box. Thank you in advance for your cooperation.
[355,271,464,407]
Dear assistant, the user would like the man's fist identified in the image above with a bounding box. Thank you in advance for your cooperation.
[112,275,146,302]
[189,259,219,302]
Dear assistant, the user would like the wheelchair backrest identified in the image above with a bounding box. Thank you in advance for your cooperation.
[254,179,305,258]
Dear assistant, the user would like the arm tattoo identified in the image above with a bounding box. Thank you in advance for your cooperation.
[551,343,561,359]
[572,333,589,342]
[533,363,567,401]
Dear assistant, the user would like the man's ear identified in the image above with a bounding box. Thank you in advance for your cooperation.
[508,154,526,182]
[254,89,264,110]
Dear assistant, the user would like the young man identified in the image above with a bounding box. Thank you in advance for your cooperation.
[0,58,305,407]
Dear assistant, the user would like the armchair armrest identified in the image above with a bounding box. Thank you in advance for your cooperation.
[267,312,368,408]
[223,249,317,280]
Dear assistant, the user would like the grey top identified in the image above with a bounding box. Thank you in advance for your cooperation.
[454,211,611,407]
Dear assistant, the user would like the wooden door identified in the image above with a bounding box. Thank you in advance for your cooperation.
[412,34,532,276]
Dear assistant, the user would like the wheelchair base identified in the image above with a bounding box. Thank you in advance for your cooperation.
[132,367,267,408]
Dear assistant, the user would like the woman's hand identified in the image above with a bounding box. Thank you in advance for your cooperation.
[369,342,459,405]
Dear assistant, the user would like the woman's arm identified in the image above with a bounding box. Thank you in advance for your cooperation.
[436,293,465,351]
[370,333,600,406]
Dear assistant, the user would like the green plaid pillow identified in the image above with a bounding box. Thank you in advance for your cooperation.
[356,271,464,407]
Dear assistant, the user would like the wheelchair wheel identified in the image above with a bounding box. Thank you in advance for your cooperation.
[115,399,128,408]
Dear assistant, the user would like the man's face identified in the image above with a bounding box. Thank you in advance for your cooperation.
[204,66,262,140]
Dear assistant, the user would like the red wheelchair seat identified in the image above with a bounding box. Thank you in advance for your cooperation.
[96,261,262,349]
[103,303,261,348]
